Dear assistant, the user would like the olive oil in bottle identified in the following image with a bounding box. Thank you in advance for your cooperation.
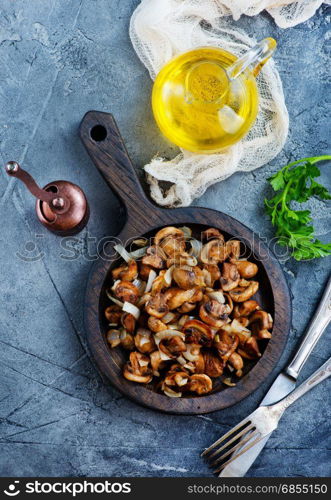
[152,40,276,153]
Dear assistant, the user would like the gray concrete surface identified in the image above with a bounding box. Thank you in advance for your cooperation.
[0,0,330,478]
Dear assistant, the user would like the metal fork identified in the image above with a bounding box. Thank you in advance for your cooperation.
[202,356,331,474]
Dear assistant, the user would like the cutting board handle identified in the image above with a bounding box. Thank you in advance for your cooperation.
[80,111,156,230]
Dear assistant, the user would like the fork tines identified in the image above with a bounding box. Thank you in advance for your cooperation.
[201,418,262,474]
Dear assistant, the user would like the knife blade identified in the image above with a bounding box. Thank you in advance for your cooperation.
[220,275,331,477]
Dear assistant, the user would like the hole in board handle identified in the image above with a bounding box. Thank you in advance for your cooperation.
[46,185,58,193]
[90,125,107,142]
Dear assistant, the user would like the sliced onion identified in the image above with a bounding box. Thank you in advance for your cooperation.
[236,330,251,342]
[122,301,140,319]
[137,328,151,336]
[139,336,151,346]
[220,324,232,333]
[130,246,148,259]
[176,376,188,387]
[208,291,225,303]
[176,264,194,272]
[167,323,180,330]
[184,362,196,372]
[202,269,212,287]
[188,238,203,257]
[179,226,192,239]
[186,256,198,266]
[164,265,174,285]
[178,315,190,327]
[183,344,200,362]
[163,386,182,398]
[145,269,157,293]
[106,330,121,348]
[133,278,146,295]
[138,358,149,367]
[159,350,172,361]
[137,292,151,307]
[114,243,148,261]
[111,279,121,291]
[132,238,148,247]
[231,319,251,334]
[106,291,124,307]
[168,255,197,267]
[223,377,236,387]
[177,355,187,366]
[120,329,128,340]
[154,330,185,345]
[107,330,120,340]
[114,244,131,263]
[162,312,176,324]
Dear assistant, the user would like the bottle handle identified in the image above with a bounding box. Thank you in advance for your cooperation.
[228,38,277,80]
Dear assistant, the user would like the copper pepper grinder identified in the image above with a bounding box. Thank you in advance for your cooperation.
[5,161,89,235]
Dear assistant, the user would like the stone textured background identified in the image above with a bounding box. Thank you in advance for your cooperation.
[0,0,330,477]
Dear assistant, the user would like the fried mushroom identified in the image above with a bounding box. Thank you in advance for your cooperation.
[192,352,205,374]
[164,287,202,310]
[225,240,241,259]
[188,374,213,394]
[214,329,239,362]
[112,259,138,281]
[220,262,240,291]
[114,280,140,304]
[106,329,121,348]
[199,298,231,328]
[202,228,225,242]
[150,350,166,376]
[121,312,136,333]
[249,310,273,339]
[229,280,259,302]
[203,351,224,378]
[145,292,169,318]
[164,368,189,388]
[182,319,213,347]
[228,352,244,377]
[134,328,156,354]
[159,335,186,359]
[231,260,258,278]
[173,266,205,289]
[147,316,167,333]
[200,239,227,265]
[142,245,165,269]
[233,300,260,318]
[123,352,153,383]
[105,305,122,324]
[202,264,221,287]
[154,227,185,257]
[120,330,135,350]
[177,301,197,313]
[238,336,261,359]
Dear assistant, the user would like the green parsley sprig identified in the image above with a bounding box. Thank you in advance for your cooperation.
[264,155,331,261]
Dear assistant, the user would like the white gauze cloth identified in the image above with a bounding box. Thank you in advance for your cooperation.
[130,0,326,206]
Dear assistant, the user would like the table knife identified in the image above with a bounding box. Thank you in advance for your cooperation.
[220,275,331,477]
